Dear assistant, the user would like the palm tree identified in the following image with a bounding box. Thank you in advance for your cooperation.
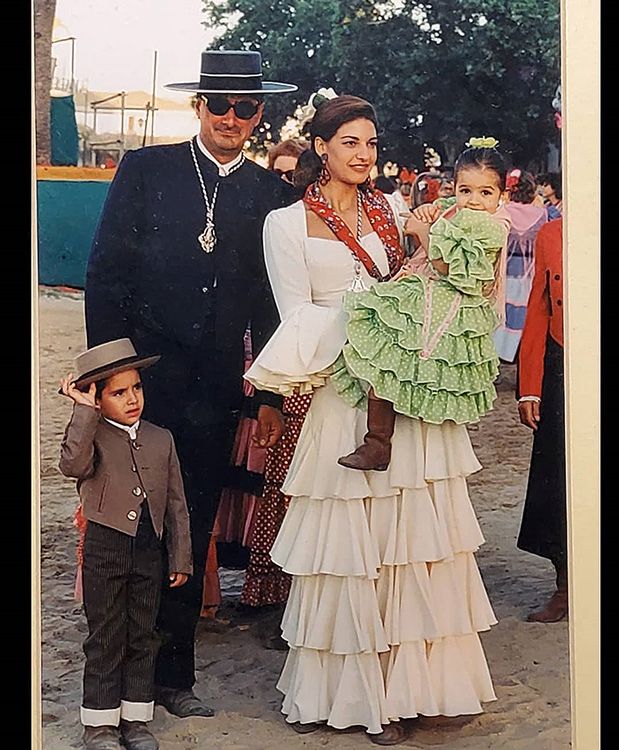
[33,0,57,164]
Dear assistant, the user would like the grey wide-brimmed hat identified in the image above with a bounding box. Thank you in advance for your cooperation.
[71,338,160,389]
[165,50,298,95]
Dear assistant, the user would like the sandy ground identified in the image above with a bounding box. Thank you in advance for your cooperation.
[35,288,571,750]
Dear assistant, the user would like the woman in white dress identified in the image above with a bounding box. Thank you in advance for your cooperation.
[245,95,497,746]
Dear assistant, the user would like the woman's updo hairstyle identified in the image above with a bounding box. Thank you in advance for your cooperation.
[295,94,379,194]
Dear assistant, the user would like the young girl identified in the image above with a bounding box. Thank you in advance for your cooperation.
[336,139,511,471]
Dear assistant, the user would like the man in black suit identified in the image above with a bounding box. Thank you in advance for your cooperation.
[85,50,297,719]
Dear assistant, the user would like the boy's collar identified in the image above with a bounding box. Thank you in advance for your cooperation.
[104,417,140,441]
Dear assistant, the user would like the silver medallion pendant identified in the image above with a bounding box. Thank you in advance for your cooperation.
[349,275,369,293]
[198,221,217,253]
[348,260,368,292]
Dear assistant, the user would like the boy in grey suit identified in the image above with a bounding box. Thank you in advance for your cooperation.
[59,339,193,750]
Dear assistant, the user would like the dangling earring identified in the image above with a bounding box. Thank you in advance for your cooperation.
[319,153,331,185]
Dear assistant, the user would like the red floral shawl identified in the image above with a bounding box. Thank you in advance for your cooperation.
[303,182,404,280]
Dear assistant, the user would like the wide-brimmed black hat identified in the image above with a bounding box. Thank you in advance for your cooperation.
[165,50,297,95]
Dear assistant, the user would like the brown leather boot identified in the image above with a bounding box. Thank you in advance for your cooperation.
[526,587,568,622]
[338,396,396,471]
[527,561,569,623]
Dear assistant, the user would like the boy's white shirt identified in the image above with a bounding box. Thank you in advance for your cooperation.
[104,418,140,441]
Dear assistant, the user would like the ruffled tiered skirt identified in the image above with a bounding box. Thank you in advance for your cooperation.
[270,380,497,734]
[332,275,500,425]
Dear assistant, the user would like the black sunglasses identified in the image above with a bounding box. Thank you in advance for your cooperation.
[273,168,295,182]
[202,95,261,120]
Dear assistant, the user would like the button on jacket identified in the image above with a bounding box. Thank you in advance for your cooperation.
[59,403,193,575]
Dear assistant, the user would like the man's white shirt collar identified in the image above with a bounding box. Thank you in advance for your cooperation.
[105,418,140,441]
[196,135,244,177]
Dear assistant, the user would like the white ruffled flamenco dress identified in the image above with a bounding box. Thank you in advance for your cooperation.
[245,199,497,735]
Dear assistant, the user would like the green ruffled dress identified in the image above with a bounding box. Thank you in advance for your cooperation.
[332,207,508,424]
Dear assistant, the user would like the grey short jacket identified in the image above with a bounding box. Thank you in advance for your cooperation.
[59,403,193,575]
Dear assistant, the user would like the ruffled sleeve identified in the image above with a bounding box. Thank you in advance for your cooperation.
[244,203,348,396]
[427,207,508,294]
[433,196,457,212]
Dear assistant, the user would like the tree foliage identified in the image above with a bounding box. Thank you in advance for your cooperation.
[203,0,560,169]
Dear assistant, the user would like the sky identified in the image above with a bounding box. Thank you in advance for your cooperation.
[53,0,219,101]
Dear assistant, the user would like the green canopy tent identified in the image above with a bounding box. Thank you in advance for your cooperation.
[50,92,79,166]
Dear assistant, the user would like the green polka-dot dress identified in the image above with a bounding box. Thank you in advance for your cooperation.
[332,207,509,424]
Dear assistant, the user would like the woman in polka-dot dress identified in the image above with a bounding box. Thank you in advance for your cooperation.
[240,391,312,607]
[336,141,511,472]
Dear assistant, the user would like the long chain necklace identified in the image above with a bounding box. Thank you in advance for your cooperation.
[189,138,245,253]
[349,189,367,292]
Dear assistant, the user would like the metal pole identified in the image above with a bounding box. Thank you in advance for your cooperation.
[150,50,158,144]
[83,90,89,166]
[120,91,126,157]
[70,38,76,95]
[142,104,150,148]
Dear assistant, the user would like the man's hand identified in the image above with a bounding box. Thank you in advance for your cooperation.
[253,404,285,449]
[59,373,99,408]
[518,400,541,430]
[168,572,189,588]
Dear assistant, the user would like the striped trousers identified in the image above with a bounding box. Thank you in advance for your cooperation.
[80,506,163,727]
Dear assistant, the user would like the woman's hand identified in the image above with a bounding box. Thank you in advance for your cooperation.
[412,203,442,224]
[168,572,189,588]
[59,373,99,408]
[403,214,429,235]
[391,259,417,281]
[253,405,285,448]
[518,400,541,430]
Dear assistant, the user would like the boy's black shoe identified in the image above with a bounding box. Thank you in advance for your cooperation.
[82,725,122,750]
[154,687,215,718]
[119,720,159,750]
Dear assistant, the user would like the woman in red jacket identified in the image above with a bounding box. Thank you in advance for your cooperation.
[516,217,568,622]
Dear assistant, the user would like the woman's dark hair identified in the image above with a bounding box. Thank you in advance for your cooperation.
[508,170,537,204]
[538,171,562,200]
[296,94,379,194]
[454,146,507,191]
[267,138,307,171]
[292,148,318,194]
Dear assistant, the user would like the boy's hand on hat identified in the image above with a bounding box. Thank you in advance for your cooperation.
[169,572,189,588]
[59,374,99,409]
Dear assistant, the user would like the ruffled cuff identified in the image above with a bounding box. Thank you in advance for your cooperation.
[433,196,457,212]
[244,304,348,396]
[428,209,507,294]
